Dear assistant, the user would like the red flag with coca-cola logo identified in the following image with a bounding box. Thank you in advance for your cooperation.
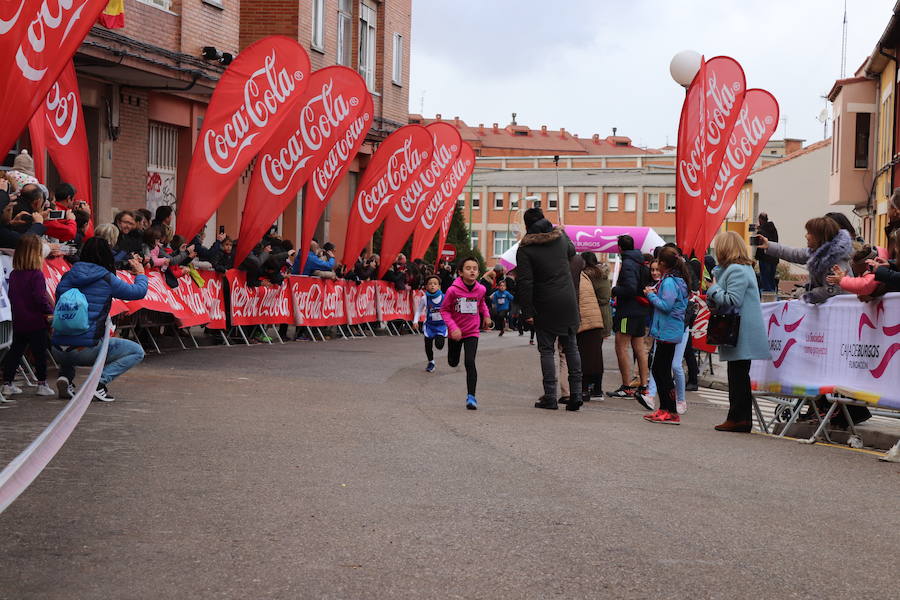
[433,190,460,268]
[29,61,93,207]
[675,58,707,258]
[340,124,433,267]
[410,142,474,260]
[689,89,779,256]
[175,36,311,241]
[0,0,109,156]
[376,122,462,277]
[235,66,372,267]
[296,69,372,274]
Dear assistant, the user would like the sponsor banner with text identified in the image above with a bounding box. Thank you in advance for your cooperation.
[345,280,378,324]
[226,269,293,326]
[375,281,413,322]
[750,294,900,409]
[289,276,347,327]
[198,271,227,329]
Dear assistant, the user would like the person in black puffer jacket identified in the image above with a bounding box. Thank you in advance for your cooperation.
[607,234,651,399]
[515,208,583,412]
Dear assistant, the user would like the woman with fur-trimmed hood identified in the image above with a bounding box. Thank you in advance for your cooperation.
[758,216,852,304]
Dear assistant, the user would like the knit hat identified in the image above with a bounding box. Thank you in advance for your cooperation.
[5,169,39,192]
[12,150,34,177]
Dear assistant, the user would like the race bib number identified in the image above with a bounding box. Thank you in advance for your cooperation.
[497,298,506,306]
[428,308,443,322]
[458,298,478,314]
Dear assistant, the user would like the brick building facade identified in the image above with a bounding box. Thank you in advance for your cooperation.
[14,0,411,258]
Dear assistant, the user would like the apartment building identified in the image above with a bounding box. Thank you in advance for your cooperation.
[9,0,411,256]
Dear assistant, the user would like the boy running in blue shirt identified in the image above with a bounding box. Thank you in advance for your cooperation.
[489,280,514,336]
[413,275,448,372]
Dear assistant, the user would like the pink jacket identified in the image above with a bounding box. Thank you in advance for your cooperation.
[440,277,490,338]
[838,272,880,295]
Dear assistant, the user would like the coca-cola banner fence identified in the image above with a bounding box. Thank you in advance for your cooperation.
[236,66,372,267]
[290,276,347,327]
[345,280,378,324]
[410,142,475,260]
[688,89,779,258]
[176,36,311,241]
[340,124,433,267]
[0,0,109,156]
[377,122,461,277]
[226,269,293,326]
[29,61,93,207]
[198,270,227,329]
[375,281,413,322]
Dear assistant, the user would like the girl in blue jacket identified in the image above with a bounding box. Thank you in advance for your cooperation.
[641,247,689,425]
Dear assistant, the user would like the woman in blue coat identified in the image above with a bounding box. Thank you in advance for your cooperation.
[706,232,770,433]
[52,237,148,402]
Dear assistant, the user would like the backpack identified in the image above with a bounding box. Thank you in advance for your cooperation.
[53,287,90,335]
[684,294,699,328]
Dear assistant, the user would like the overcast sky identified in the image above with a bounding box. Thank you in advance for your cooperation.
[409,0,896,150]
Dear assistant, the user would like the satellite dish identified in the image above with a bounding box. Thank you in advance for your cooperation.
[817,108,828,123]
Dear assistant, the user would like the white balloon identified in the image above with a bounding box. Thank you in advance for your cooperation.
[670,50,702,87]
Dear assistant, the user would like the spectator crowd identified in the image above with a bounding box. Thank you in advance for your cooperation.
[1,141,898,425]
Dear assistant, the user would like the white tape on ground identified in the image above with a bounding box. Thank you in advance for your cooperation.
[0,320,111,514]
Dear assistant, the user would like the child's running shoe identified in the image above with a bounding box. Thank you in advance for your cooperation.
[466,395,478,410]
[643,409,664,421]
[606,385,635,398]
[426,361,435,373]
[646,410,680,425]
[676,396,688,415]
[635,387,654,411]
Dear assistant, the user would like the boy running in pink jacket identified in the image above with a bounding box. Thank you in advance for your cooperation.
[440,257,492,409]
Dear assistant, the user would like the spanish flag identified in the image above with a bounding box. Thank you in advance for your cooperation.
[99,0,124,29]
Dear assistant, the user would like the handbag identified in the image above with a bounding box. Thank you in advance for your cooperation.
[706,311,740,347]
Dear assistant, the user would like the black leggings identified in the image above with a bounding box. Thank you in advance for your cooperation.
[726,360,752,422]
[651,341,677,413]
[448,336,478,395]
[424,335,445,361]
[2,329,48,383]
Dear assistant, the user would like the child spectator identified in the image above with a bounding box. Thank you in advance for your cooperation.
[440,257,492,410]
[489,280,514,335]
[142,225,170,269]
[210,236,235,273]
[413,274,448,372]
[825,245,888,300]
[1,234,55,398]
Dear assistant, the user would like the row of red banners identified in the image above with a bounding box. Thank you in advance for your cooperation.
[675,56,779,259]
[40,258,421,330]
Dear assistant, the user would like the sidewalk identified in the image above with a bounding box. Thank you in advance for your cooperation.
[698,359,900,451]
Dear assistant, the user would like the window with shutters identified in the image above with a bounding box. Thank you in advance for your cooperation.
[337,0,352,66]
[147,122,178,213]
[358,2,377,90]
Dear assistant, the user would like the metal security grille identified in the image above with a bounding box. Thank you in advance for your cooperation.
[148,122,178,172]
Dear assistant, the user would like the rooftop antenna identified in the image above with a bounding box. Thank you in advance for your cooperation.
[511,112,517,125]
[841,0,848,77]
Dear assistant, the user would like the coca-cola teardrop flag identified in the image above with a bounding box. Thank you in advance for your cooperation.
[0,0,110,157]
[340,124,433,267]
[235,66,372,267]
[29,61,93,207]
[689,89,779,256]
[699,57,745,202]
[175,36,311,241]
[675,57,707,257]
[433,186,460,268]
[296,69,373,274]
[376,122,462,277]
[410,142,474,260]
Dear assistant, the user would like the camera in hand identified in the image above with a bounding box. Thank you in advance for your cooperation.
[749,235,762,246]
[48,209,66,220]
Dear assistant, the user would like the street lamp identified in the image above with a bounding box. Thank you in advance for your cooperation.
[506,195,540,254]
[670,50,702,87]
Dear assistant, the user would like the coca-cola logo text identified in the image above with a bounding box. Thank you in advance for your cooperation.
[395,141,455,222]
[232,278,291,319]
[357,137,427,224]
[15,0,91,82]
[204,51,301,176]
[310,111,369,201]
[421,157,469,229]
[260,79,351,195]
[706,105,768,214]
[44,80,77,145]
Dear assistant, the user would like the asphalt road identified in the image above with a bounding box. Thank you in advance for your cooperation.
[1,331,899,599]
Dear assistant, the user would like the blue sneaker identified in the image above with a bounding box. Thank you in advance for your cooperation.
[426,361,435,372]
[466,395,478,410]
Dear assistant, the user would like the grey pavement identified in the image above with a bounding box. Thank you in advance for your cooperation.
[1,331,899,599]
